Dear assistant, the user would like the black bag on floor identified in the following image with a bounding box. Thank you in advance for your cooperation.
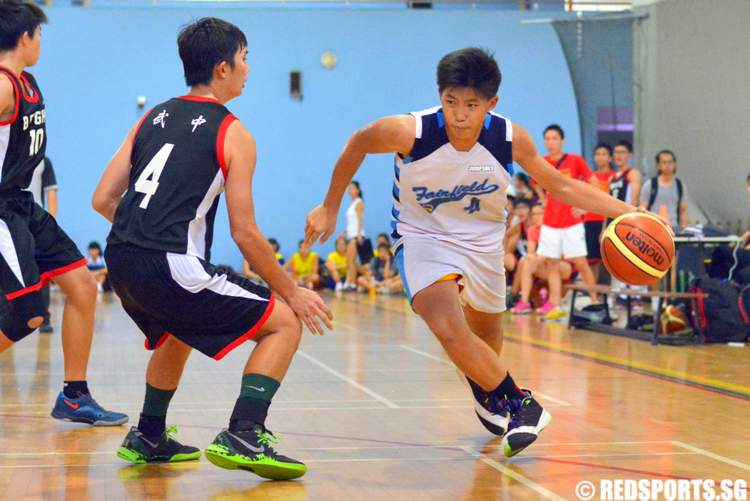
[570,303,613,327]
[691,278,749,343]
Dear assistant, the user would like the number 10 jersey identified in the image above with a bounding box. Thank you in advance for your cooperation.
[0,66,46,193]
[108,96,236,262]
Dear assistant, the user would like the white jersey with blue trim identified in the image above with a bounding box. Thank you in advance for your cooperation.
[391,106,514,253]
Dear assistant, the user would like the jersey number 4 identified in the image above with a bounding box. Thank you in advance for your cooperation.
[135,143,174,209]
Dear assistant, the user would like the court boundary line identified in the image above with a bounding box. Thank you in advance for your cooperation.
[672,441,750,472]
[349,296,750,401]
[0,449,699,460]
[296,350,400,408]
[399,345,572,406]
[460,445,568,501]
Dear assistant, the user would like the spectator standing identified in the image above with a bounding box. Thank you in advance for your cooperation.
[343,180,372,290]
[584,144,616,281]
[535,124,598,320]
[640,149,688,231]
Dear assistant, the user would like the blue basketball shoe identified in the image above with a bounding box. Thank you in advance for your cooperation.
[51,392,129,426]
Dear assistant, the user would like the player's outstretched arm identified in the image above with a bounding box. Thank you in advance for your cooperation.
[92,128,136,222]
[305,114,415,245]
[513,124,635,221]
[224,121,333,335]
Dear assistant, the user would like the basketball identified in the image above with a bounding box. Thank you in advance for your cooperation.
[660,304,689,334]
[600,213,675,286]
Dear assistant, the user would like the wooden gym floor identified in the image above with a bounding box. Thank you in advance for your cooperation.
[1,291,749,500]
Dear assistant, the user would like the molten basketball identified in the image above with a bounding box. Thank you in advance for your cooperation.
[659,304,689,334]
[600,213,675,286]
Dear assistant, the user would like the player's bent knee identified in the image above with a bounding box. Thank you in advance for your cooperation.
[266,301,302,346]
[0,293,46,342]
[27,316,44,330]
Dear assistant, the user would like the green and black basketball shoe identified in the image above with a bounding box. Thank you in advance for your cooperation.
[116,425,201,464]
[501,390,552,458]
[205,425,307,480]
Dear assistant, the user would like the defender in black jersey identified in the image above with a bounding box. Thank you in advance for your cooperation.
[94,18,331,479]
[0,0,127,426]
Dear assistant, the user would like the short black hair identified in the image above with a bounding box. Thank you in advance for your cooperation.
[543,124,564,139]
[615,140,633,153]
[513,197,532,209]
[594,143,613,156]
[0,0,47,52]
[88,241,102,251]
[655,149,676,164]
[298,239,305,247]
[177,17,247,87]
[268,237,280,251]
[514,172,533,190]
[437,48,501,100]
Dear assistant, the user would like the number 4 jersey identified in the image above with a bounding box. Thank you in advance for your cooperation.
[108,96,236,262]
[0,66,46,192]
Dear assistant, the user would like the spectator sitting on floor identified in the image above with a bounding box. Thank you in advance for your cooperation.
[243,237,284,283]
[268,237,285,265]
[511,224,576,315]
[357,243,402,294]
[86,241,110,292]
[510,172,538,205]
[326,236,349,291]
[284,239,320,289]
[373,233,391,258]
[504,199,541,301]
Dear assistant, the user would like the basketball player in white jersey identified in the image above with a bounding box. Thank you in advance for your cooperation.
[306,48,639,457]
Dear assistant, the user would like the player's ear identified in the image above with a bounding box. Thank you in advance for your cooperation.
[488,95,499,110]
[215,60,230,80]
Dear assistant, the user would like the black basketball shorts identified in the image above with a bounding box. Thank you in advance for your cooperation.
[105,244,275,360]
[0,192,85,340]
[584,220,605,262]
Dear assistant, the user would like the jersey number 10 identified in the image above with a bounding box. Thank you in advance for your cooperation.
[29,129,44,157]
[135,143,175,209]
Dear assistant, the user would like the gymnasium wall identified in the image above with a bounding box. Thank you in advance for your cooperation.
[37,6,579,266]
[634,0,750,229]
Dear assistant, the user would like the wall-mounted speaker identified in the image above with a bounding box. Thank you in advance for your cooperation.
[290,71,303,101]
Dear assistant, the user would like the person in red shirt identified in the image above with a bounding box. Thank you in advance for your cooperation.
[583,143,616,281]
[532,124,598,320]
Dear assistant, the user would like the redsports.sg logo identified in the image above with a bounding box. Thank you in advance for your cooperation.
[575,479,748,501]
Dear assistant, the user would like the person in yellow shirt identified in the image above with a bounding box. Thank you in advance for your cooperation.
[326,236,348,291]
[285,240,320,289]
[243,237,284,283]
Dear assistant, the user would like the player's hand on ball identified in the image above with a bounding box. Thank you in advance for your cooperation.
[305,204,336,245]
[287,287,333,336]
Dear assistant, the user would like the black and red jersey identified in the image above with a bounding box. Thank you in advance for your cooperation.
[107,96,237,262]
[0,66,46,192]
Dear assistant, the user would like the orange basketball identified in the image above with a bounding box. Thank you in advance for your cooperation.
[600,213,675,286]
